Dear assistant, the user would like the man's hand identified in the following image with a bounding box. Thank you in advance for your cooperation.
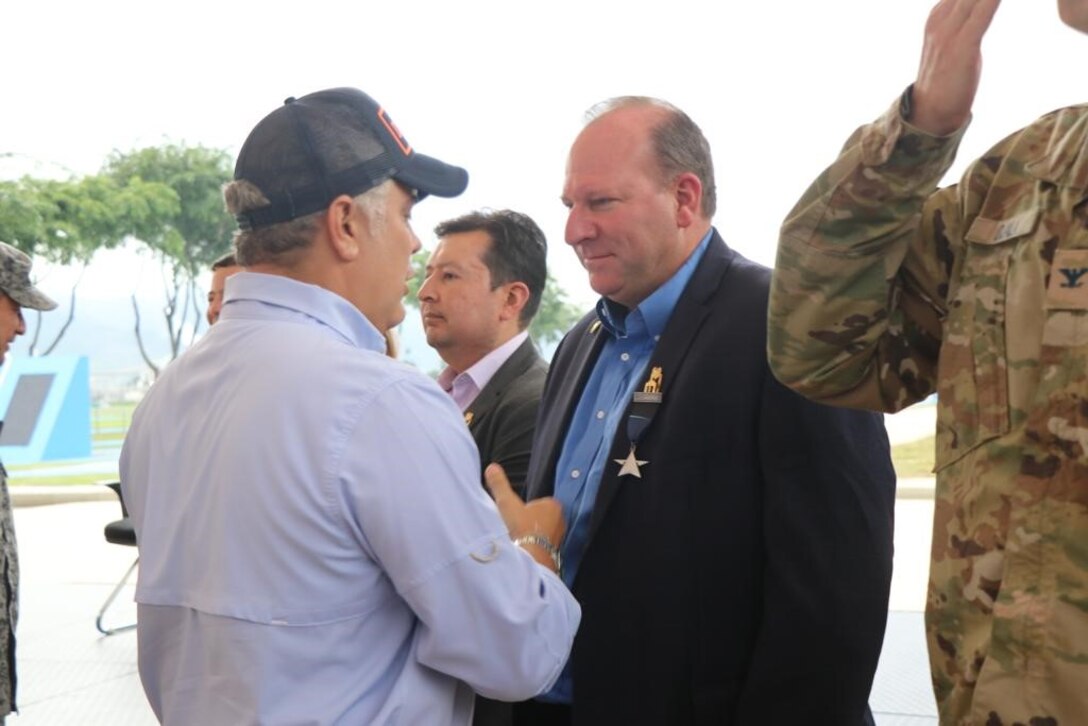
[911,0,1001,136]
[485,463,566,569]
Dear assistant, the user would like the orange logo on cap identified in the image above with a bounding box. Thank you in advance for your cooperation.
[378,108,412,156]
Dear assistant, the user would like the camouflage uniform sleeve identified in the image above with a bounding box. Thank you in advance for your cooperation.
[767,94,973,413]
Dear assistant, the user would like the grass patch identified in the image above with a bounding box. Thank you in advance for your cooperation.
[9,473,118,487]
[891,435,935,478]
[91,403,136,434]
[7,454,117,472]
[7,459,94,472]
[93,432,127,443]
[93,403,137,417]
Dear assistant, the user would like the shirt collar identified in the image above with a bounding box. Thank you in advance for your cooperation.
[221,271,386,353]
[437,330,529,400]
[594,228,714,340]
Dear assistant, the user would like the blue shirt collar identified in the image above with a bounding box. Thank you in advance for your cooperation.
[594,228,714,340]
[222,271,387,353]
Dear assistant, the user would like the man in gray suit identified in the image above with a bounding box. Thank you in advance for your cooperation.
[419,209,548,496]
[419,209,550,726]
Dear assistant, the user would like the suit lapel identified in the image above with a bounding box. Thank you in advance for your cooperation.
[527,318,607,499]
[464,337,539,433]
[583,234,735,551]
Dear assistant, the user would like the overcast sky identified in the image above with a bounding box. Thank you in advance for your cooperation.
[2,0,1085,367]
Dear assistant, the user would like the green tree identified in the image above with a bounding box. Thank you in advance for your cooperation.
[103,144,234,376]
[529,274,584,346]
[0,174,175,354]
[406,252,583,347]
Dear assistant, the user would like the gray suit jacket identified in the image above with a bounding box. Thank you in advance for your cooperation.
[465,336,548,726]
[465,336,547,495]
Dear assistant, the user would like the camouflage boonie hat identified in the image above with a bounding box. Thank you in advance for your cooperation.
[0,242,57,311]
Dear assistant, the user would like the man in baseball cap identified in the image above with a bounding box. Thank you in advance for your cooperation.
[231,87,469,231]
[121,88,578,725]
[0,240,55,722]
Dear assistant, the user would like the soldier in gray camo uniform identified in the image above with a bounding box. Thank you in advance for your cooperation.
[0,242,56,722]
[768,1,1088,724]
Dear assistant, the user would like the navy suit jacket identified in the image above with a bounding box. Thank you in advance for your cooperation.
[523,232,896,725]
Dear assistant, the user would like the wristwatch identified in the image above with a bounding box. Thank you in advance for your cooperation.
[514,534,562,576]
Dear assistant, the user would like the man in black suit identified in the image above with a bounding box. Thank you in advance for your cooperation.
[512,97,897,725]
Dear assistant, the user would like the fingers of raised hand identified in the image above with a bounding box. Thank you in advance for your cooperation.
[484,463,520,508]
[926,0,1000,43]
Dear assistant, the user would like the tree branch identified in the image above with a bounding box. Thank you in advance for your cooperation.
[131,293,160,379]
[188,276,203,346]
[27,311,43,356]
[41,265,86,356]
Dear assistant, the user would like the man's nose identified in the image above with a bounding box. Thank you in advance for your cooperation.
[565,207,595,246]
[418,276,435,302]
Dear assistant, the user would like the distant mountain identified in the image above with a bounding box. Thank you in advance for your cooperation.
[12,296,172,375]
[11,293,446,381]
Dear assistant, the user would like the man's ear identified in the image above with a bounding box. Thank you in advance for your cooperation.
[499,281,531,323]
[325,195,362,262]
[674,172,703,229]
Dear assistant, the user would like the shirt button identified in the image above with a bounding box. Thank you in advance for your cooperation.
[654,335,660,342]
[596,410,605,420]
[571,469,581,479]
[620,352,630,362]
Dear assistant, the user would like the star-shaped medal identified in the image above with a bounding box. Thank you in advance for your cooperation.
[614,445,648,478]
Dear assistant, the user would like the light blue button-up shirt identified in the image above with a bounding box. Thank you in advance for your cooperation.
[542,229,712,704]
[121,272,580,725]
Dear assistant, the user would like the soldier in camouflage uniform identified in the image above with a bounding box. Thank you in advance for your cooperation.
[767,1,1088,724]
[0,242,56,723]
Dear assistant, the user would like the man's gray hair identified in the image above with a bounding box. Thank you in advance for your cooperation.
[224,180,392,266]
[586,96,717,218]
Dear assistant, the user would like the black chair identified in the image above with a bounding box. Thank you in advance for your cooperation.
[96,481,138,636]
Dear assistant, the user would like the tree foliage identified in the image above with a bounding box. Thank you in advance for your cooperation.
[103,145,234,272]
[0,174,178,264]
[102,144,234,375]
[529,274,584,346]
[0,173,177,354]
[406,252,583,348]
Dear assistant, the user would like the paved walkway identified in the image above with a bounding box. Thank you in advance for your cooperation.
[10,500,153,725]
[3,492,939,725]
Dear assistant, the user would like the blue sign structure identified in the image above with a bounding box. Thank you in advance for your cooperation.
[0,355,91,464]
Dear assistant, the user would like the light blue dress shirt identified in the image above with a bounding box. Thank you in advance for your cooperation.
[543,229,712,704]
[120,272,580,725]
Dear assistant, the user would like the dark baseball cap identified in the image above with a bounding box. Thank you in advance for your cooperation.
[233,87,469,231]
[0,242,57,311]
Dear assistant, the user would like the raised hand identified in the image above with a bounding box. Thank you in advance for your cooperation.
[911,0,1001,135]
[484,463,566,571]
